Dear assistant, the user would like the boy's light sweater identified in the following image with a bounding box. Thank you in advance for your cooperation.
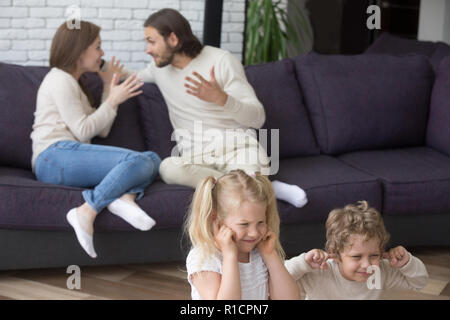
[127,45,265,156]
[285,252,428,300]
[31,68,116,171]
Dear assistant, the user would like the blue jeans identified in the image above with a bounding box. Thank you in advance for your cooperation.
[35,140,161,213]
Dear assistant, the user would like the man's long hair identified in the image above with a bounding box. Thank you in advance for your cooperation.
[144,8,203,58]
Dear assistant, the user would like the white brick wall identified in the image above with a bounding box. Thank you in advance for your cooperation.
[0,0,247,68]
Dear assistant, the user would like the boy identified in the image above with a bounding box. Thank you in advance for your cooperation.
[285,201,428,299]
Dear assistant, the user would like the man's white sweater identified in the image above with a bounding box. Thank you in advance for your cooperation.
[130,45,266,157]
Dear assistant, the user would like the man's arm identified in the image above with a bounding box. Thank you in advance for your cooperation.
[184,52,266,129]
[217,52,266,129]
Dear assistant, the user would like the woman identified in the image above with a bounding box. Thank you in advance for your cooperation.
[31,21,161,258]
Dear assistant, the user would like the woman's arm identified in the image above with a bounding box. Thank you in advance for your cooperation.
[53,73,117,142]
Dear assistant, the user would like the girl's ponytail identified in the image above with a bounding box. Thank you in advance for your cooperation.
[184,175,218,261]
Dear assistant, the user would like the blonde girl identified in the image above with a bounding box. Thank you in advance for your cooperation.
[185,169,300,300]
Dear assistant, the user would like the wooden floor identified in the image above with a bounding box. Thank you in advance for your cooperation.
[0,246,448,300]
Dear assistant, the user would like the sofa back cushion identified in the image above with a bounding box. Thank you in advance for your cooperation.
[0,63,49,169]
[426,57,450,156]
[366,32,437,56]
[366,32,450,71]
[245,58,319,159]
[430,43,450,71]
[137,83,176,159]
[295,53,434,155]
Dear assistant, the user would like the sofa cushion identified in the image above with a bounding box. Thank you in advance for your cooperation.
[294,53,434,155]
[272,156,382,224]
[137,83,176,159]
[365,32,437,56]
[91,97,147,152]
[430,43,450,70]
[426,57,450,157]
[0,63,49,169]
[338,147,450,216]
[0,167,194,232]
[365,32,450,71]
[0,158,381,231]
[245,58,319,159]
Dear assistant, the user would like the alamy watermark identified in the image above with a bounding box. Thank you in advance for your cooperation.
[65,5,81,30]
[66,265,81,290]
[367,5,381,30]
[168,121,280,176]
[366,265,381,289]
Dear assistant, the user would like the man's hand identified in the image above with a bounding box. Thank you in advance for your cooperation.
[184,66,228,106]
[383,246,410,268]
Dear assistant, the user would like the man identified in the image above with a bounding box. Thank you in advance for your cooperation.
[117,8,307,208]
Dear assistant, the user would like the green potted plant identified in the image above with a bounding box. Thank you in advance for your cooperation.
[244,0,313,65]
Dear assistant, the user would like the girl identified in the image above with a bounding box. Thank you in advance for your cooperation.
[31,21,161,258]
[185,169,300,300]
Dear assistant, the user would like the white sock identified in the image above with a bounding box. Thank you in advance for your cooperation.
[271,180,308,208]
[66,208,97,258]
[107,199,156,231]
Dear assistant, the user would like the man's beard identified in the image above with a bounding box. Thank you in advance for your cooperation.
[155,43,176,68]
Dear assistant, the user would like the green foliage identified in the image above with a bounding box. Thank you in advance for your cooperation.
[244,0,312,65]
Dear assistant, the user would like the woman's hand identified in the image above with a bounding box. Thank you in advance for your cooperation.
[106,73,143,107]
[98,56,125,85]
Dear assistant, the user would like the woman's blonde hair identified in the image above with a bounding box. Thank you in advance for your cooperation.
[325,201,390,257]
[184,170,285,262]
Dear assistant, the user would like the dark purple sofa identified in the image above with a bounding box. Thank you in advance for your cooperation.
[1,34,449,270]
